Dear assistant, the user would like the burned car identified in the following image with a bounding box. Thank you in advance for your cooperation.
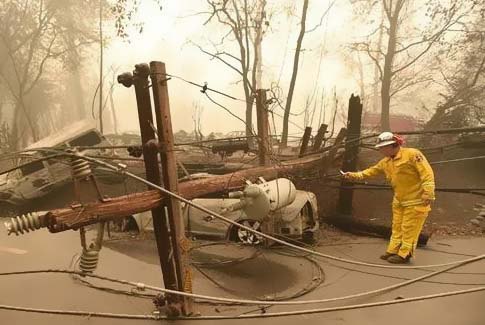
[0,121,110,216]
[132,178,319,244]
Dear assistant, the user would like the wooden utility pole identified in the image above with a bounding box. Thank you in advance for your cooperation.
[312,124,328,152]
[118,64,181,316]
[299,126,312,157]
[150,61,192,315]
[256,89,270,166]
[337,94,363,216]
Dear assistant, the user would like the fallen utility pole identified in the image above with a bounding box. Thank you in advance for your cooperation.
[26,154,324,233]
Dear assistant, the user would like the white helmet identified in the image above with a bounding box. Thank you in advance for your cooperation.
[375,132,396,148]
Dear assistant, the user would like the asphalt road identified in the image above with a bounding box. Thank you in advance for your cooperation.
[1,225,485,325]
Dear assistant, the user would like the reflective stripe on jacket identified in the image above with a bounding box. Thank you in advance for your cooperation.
[350,147,435,207]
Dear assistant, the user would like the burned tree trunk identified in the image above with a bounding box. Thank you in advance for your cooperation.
[380,7,400,132]
[281,0,309,147]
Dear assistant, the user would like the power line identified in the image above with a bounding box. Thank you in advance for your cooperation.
[164,73,249,103]
[430,155,485,165]
[0,270,484,320]
[0,249,483,308]
[164,72,309,132]
[278,246,485,286]
[203,92,247,126]
[269,109,306,131]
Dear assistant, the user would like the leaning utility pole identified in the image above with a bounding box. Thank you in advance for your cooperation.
[150,61,192,314]
[118,63,190,316]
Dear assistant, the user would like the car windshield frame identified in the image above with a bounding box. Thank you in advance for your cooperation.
[18,159,45,177]
[68,130,103,147]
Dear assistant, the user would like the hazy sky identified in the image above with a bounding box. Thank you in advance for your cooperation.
[99,0,364,136]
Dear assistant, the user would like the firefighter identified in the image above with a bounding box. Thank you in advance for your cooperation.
[342,132,435,264]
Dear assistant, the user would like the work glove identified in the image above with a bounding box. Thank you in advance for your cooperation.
[341,172,358,180]
[421,191,435,206]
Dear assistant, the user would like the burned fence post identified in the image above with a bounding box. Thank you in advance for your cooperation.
[299,126,312,157]
[150,61,192,315]
[117,64,181,316]
[312,124,328,152]
[256,89,270,166]
[337,94,363,217]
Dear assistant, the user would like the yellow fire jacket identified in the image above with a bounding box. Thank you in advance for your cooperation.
[349,147,435,207]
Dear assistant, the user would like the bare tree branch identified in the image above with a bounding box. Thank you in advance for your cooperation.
[305,0,336,33]
[393,12,466,75]
[25,26,59,95]
[192,42,244,76]
[390,76,433,97]
[468,53,485,88]
[352,42,383,80]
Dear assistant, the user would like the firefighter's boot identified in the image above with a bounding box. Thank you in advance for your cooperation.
[380,252,396,260]
[387,254,410,264]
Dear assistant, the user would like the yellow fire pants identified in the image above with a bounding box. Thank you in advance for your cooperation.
[386,204,430,258]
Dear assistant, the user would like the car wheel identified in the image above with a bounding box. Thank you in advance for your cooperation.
[300,203,317,244]
[231,219,264,245]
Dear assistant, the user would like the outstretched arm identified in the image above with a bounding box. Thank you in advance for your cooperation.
[343,159,385,181]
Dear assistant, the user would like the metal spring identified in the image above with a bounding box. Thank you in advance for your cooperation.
[79,248,100,273]
[4,212,45,236]
[71,157,92,179]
